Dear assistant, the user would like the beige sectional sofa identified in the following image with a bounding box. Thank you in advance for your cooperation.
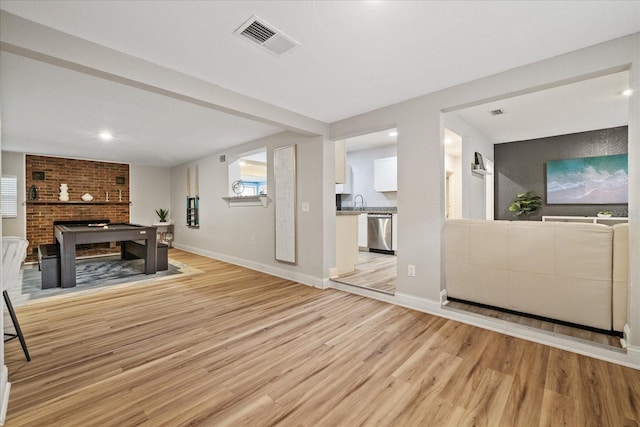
[445,219,628,332]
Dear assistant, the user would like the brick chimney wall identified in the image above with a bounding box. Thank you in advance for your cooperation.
[25,155,130,261]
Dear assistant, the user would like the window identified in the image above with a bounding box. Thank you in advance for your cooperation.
[228,148,267,197]
[1,175,18,218]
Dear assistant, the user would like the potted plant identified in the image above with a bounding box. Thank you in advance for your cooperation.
[155,208,170,222]
[597,210,612,218]
[508,191,542,217]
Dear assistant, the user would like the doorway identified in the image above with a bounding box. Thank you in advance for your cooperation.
[444,128,462,219]
[333,128,398,295]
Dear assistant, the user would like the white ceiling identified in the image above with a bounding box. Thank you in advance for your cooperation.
[453,71,631,144]
[0,53,282,166]
[345,128,397,153]
[1,1,639,166]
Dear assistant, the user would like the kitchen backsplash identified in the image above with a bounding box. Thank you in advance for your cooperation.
[339,206,397,213]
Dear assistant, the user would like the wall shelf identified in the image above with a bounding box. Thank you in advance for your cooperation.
[471,164,487,176]
[222,195,270,208]
[186,196,199,227]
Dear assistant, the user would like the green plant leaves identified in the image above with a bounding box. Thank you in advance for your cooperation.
[155,208,169,221]
[509,191,542,216]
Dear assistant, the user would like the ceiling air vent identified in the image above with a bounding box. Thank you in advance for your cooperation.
[235,15,300,56]
[490,109,504,116]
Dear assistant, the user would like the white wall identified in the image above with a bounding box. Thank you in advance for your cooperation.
[444,153,462,219]
[444,113,494,219]
[1,151,25,238]
[342,145,397,208]
[170,131,329,287]
[130,164,171,225]
[330,34,640,356]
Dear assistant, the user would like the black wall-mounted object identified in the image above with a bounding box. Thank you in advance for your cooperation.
[115,176,126,184]
[186,196,199,228]
[28,185,39,201]
[32,171,45,180]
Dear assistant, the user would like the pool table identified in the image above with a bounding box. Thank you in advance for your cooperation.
[54,223,157,288]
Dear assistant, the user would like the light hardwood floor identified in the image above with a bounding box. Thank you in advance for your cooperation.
[5,249,640,426]
[446,300,622,349]
[334,251,621,349]
[334,251,396,294]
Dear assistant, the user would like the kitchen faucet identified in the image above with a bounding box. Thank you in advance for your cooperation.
[354,194,365,211]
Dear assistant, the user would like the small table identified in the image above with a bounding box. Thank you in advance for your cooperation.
[152,221,174,248]
[54,223,157,288]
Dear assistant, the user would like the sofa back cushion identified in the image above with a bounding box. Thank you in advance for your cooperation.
[445,219,615,331]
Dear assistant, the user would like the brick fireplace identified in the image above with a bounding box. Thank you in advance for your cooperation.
[25,155,130,261]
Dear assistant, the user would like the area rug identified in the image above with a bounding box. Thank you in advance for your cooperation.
[6,255,200,307]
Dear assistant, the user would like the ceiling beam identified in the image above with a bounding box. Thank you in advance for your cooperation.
[0,11,328,137]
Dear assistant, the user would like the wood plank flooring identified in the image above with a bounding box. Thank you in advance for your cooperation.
[334,250,396,294]
[446,300,622,349]
[335,251,621,349]
[5,249,640,426]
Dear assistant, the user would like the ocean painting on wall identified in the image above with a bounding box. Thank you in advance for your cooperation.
[546,154,628,204]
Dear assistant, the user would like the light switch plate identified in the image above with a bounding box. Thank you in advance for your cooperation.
[302,202,310,212]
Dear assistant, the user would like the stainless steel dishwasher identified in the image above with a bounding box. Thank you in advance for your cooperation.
[367,213,393,253]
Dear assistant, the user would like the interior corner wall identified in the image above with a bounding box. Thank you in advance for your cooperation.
[170,131,326,287]
[444,153,462,219]
[1,151,25,238]
[130,164,171,226]
[443,113,494,220]
[494,126,628,220]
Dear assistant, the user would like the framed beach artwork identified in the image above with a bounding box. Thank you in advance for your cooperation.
[546,153,628,204]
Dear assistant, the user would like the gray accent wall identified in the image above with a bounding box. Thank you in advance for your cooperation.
[494,126,628,220]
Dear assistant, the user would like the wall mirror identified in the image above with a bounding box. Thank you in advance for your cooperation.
[227,148,267,197]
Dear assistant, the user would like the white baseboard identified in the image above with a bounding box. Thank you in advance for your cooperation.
[0,365,10,426]
[440,289,448,305]
[173,243,326,289]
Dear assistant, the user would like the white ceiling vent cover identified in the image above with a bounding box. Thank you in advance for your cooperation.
[235,15,300,55]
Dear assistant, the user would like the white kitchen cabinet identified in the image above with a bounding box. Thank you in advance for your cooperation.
[374,156,397,192]
[392,213,398,251]
[335,140,346,184]
[336,165,352,194]
[358,213,368,248]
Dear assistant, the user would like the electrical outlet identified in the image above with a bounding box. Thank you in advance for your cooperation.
[408,264,416,277]
[250,236,256,246]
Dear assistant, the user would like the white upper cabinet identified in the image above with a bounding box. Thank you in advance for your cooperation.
[336,165,352,194]
[374,156,397,192]
[335,140,346,184]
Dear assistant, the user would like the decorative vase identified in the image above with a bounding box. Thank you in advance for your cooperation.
[59,184,69,201]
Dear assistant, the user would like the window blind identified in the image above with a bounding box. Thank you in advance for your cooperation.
[1,175,18,218]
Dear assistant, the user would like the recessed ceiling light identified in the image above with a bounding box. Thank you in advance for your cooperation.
[388,131,398,137]
[622,89,633,96]
[99,132,113,141]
